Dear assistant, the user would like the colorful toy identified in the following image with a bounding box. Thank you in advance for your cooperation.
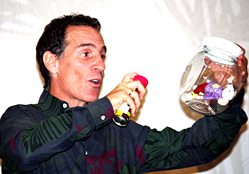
[191,76,236,106]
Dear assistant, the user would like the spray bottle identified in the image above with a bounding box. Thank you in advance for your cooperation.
[113,75,148,127]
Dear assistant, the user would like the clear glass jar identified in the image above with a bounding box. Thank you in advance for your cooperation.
[179,37,243,115]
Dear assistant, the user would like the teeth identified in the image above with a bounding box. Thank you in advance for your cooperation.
[91,80,99,83]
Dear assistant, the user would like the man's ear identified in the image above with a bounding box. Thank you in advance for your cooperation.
[43,51,59,74]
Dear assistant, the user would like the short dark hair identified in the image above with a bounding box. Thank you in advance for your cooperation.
[36,14,101,89]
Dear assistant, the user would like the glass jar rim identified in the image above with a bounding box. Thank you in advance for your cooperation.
[199,37,243,59]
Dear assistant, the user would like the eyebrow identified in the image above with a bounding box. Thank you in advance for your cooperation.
[78,43,107,53]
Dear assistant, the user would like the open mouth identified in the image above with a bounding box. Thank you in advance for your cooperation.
[91,79,100,84]
[90,79,102,87]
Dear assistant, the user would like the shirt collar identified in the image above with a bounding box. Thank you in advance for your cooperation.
[38,90,70,117]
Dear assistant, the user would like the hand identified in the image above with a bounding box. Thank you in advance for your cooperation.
[205,54,248,89]
[237,54,248,88]
[106,72,146,116]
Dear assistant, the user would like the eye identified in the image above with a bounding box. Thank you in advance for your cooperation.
[101,54,106,60]
[82,52,90,57]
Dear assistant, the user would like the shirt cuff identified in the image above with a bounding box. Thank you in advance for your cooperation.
[86,97,114,129]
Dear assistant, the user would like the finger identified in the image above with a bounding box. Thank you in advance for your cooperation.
[127,88,133,95]
[125,86,142,116]
[237,55,248,87]
[130,91,141,115]
[238,55,248,74]
[122,72,138,83]
[235,43,246,55]
[126,80,146,100]
[241,69,248,84]
[135,81,147,99]
[126,94,137,116]
[204,56,212,65]
[238,55,248,69]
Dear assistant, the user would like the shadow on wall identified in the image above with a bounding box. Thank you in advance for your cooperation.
[157,0,249,50]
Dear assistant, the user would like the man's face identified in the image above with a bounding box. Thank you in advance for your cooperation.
[55,25,106,106]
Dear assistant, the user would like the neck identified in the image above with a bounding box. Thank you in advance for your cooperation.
[49,83,88,108]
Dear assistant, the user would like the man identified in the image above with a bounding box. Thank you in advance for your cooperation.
[0,14,248,174]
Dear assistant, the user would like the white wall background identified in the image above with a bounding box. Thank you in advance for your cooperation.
[0,0,248,173]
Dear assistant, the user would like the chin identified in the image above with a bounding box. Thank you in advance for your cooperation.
[87,95,99,103]
[83,90,100,103]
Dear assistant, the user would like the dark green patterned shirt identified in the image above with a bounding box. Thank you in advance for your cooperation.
[0,90,247,173]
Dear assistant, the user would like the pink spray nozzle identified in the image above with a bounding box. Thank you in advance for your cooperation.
[134,75,148,88]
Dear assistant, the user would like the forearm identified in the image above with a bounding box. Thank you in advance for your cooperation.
[140,89,247,173]
[0,97,114,172]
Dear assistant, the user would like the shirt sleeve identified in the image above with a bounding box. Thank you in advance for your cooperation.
[140,89,248,173]
[0,97,114,173]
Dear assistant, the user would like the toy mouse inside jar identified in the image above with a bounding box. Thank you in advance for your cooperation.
[179,37,244,115]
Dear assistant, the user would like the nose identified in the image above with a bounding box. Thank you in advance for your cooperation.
[92,55,105,72]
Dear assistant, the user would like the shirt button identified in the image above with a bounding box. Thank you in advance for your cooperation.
[85,151,88,155]
[101,115,105,120]
[63,103,68,108]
